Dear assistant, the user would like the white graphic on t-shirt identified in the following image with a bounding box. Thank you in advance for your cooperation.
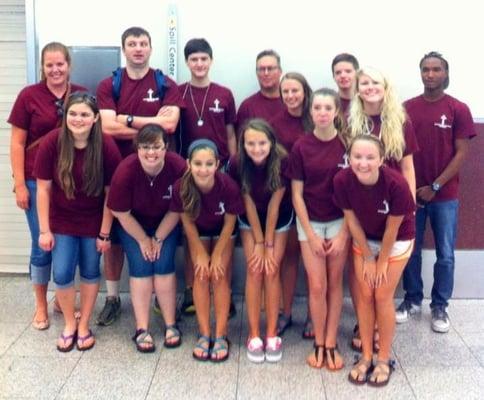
[209,98,224,113]
[143,88,159,103]
[377,200,389,214]
[214,202,225,215]
[162,185,173,199]
[434,114,452,129]
[337,154,350,169]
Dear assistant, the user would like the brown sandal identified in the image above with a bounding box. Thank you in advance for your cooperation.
[306,343,324,369]
[367,360,395,387]
[348,358,373,385]
[325,345,344,371]
[351,324,380,353]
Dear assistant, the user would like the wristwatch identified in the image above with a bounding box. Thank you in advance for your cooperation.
[431,182,441,192]
[126,114,134,128]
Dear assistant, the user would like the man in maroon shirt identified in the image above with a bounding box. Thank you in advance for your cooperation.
[236,50,284,133]
[95,26,182,326]
[397,52,476,333]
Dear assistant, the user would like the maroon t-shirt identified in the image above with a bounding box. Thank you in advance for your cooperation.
[96,68,182,158]
[8,82,86,179]
[340,97,351,116]
[33,129,121,237]
[269,109,305,153]
[179,82,236,164]
[226,156,292,213]
[333,166,415,241]
[170,172,244,233]
[288,134,348,222]
[365,114,419,172]
[405,94,476,202]
[236,91,285,134]
[107,152,186,230]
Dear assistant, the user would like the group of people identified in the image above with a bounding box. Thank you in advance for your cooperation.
[8,25,476,387]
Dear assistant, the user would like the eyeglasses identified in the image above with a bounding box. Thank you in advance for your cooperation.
[55,99,64,117]
[256,66,280,74]
[138,144,166,152]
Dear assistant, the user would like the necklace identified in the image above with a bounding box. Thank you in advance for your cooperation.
[188,83,210,127]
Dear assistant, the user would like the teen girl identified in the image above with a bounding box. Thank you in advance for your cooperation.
[228,118,291,363]
[333,135,415,387]
[35,92,121,351]
[289,88,350,369]
[171,139,244,362]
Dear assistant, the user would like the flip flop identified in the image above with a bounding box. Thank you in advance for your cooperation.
[210,336,230,363]
[164,324,182,348]
[132,329,156,353]
[77,329,95,351]
[302,317,314,340]
[325,345,344,371]
[57,331,77,353]
[306,343,324,369]
[192,334,211,362]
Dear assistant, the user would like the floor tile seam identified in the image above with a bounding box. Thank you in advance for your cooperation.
[453,327,484,369]
[0,321,30,358]
[234,299,244,400]
[143,348,163,400]
[392,344,419,400]
[53,350,84,400]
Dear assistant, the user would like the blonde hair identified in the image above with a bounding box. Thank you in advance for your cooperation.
[348,67,406,161]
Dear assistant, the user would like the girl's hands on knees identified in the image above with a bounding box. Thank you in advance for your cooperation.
[39,231,54,251]
[263,245,277,275]
[138,236,154,261]
[209,250,225,281]
[151,237,163,261]
[309,235,326,258]
[248,242,264,273]
[375,258,389,288]
[194,252,210,281]
[362,256,376,288]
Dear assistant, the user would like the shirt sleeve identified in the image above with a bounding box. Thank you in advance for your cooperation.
[224,175,245,215]
[7,86,31,129]
[332,170,351,210]
[286,142,305,180]
[169,179,184,213]
[161,76,183,108]
[33,131,57,180]
[454,101,477,140]
[403,118,419,156]
[96,77,116,111]
[225,90,237,125]
[107,161,133,212]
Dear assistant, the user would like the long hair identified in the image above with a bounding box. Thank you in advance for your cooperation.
[237,118,287,195]
[180,139,219,220]
[348,67,406,161]
[40,42,71,81]
[310,88,350,147]
[57,92,103,200]
[280,72,313,132]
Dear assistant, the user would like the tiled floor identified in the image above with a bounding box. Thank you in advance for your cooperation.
[0,275,483,400]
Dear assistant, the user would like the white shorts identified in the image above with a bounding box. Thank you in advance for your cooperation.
[296,217,344,241]
[353,239,414,262]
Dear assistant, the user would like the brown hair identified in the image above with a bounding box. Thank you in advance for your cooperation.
[57,92,103,199]
[280,72,313,132]
[40,42,71,81]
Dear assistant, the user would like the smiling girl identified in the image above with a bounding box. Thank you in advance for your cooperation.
[171,139,244,362]
[35,92,121,352]
[333,135,415,387]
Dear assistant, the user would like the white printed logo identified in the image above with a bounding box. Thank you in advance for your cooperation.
[337,153,350,169]
[209,98,224,113]
[434,114,452,129]
[162,185,173,199]
[214,202,225,215]
[377,200,389,214]
[143,88,159,103]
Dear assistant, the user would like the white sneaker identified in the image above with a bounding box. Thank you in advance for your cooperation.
[247,337,265,363]
[265,336,282,363]
[431,307,450,333]
[395,300,421,324]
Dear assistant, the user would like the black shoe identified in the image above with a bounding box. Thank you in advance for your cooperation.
[96,296,121,326]
[182,287,195,315]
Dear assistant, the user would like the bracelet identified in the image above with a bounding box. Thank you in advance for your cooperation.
[153,236,164,244]
[97,233,111,241]
[265,242,274,248]
[39,231,51,235]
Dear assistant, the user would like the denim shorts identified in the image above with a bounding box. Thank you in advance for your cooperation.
[52,234,101,289]
[118,224,180,278]
[296,217,343,241]
[238,208,294,233]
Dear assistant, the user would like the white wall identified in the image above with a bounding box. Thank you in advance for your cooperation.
[34,0,483,118]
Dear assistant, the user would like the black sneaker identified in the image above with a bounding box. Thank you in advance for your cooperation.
[181,287,195,315]
[96,296,121,326]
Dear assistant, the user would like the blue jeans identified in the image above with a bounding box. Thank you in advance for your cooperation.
[52,234,101,289]
[403,199,458,309]
[118,224,180,278]
[25,180,52,284]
